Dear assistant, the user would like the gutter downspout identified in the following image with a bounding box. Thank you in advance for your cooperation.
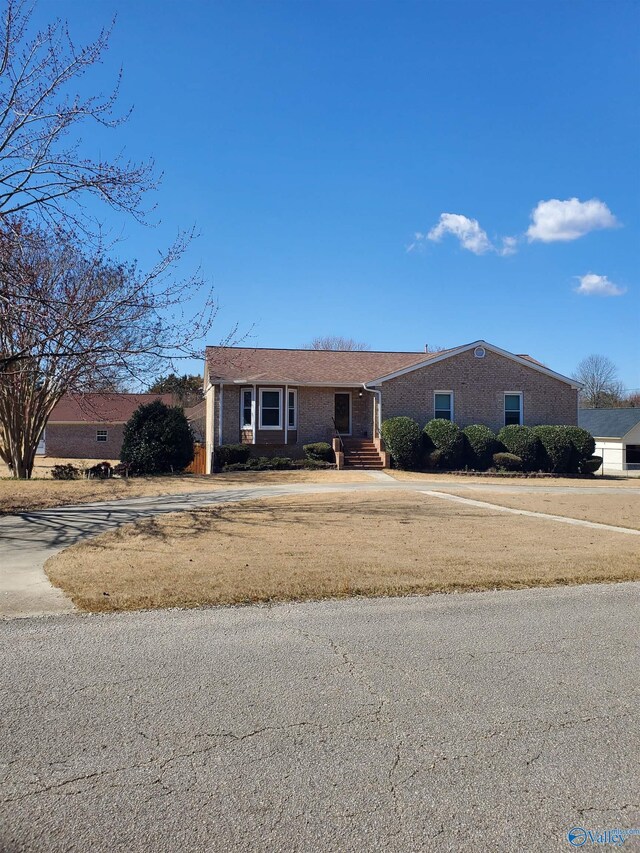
[218,383,224,450]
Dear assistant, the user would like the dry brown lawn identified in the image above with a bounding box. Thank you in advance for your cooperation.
[45,491,640,613]
[389,470,640,488]
[0,469,372,514]
[442,489,640,531]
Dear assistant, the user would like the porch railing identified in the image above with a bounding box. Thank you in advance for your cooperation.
[331,417,345,454]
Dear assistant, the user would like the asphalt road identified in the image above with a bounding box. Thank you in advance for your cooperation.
[1,583,638,852]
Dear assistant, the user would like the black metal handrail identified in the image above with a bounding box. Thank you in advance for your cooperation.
[331,417,345,454]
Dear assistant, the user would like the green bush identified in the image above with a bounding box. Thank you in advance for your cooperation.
[561,426,596,472]
[381,417,422,469]
[51,463,80,480]
[303,442,333,462]
[462,424,498,470]
[224,455,300,472]
[492,452,522,472]
[562,426,596,460]
[424,449,445,469]
[532,426,574,473]
[214,444,251,468]
[497,425,542,472]
[121,400,194,475]
[580,455,603,474]
[423,419,465,469]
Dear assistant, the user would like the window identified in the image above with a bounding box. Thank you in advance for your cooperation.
[626,445,640,466]
[288,389,297,429]
[504,393,523,426]
[241,388,253,428]
[434,392,453,420]
[96,429,108,442]
[259,388,282,429]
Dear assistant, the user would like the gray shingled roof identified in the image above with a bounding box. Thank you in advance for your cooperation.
[578,408,640,439]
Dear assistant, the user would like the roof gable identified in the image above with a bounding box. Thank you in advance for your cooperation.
[369,341,581,388]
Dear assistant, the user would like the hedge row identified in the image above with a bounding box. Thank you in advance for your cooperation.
[214,441,334,471]
[380,418,600,475]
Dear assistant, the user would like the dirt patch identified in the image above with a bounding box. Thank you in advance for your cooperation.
[45,491,640,613]
[0,470,372,514]
[388,470,640,488]
[440,489,640,531]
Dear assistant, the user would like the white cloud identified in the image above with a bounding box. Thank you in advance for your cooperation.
[426,213,494,255]
[527,198,617,243]
[574,273,626,297]
[498,236,518,256]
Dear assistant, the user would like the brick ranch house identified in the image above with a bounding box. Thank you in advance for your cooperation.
[41,393,174,459]
[203,340,580,472]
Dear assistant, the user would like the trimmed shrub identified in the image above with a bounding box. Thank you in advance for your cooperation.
[224,456,300,472]
[497,425,542,472]
[303,442,333,462]
[532,426,573,473]
[562,426,596,460]
[424,449,446,469]
[492,452,522,472]
[51,463,80,480]
[381,417,422,469]
[463,424,498,470]
[87,461,112,479]
[121,400,194,475]
[214,443,251,468]
[580,455,603,474]
[423,419,465,469]
[561,425,596,473]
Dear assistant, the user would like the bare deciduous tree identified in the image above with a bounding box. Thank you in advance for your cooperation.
[305,336,370,351]
[0,0,154,229]
[573,354,624,408]
[0,221,223,478]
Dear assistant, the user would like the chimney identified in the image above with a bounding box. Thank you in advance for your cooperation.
[424,344,429,353]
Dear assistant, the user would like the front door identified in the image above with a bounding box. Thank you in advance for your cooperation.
[334,393,351,434]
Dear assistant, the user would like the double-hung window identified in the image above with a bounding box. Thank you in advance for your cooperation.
[434,391,453,421]
[259,389,282,429]
[287,389,297,429]
[96,429,108,442]
[241,388,253,429]
[504,393,523,426]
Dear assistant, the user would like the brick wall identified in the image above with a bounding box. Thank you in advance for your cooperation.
[381,348,578,430]
[46,424,124,459]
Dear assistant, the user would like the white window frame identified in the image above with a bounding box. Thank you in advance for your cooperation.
[96,429,108,442]
[504,392,523,426]
[433,390,454,421]
[287,388,297,429]
[240,387,254,429]
[259,387,283,430]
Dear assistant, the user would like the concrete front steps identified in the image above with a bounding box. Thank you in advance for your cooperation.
[341,438,385,469]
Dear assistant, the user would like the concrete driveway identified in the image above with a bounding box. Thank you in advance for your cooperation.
[1,583,638,852]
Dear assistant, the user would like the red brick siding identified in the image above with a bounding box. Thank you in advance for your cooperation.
[381,349,578,430]
[45,424,124,459]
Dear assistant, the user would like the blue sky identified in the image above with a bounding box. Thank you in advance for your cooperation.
[46,0,639,389]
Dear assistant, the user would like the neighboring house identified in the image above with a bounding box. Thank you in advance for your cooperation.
[42,393,173,459]
[578,408,640,475]
[184,400,206,443]
[203,339,580,473]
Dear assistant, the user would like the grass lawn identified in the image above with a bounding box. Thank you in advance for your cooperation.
[442,489,640,531]
[0,469,373,514]
[45,491,640,613]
